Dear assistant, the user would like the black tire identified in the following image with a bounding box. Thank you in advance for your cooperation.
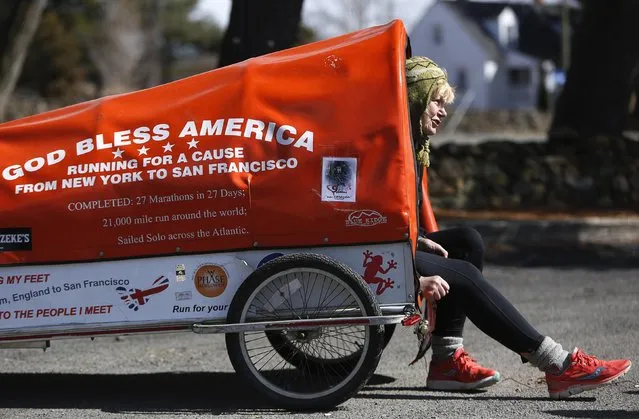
[225,253,384,410]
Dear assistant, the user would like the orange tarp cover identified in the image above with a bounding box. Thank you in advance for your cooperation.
[0,20,420,266]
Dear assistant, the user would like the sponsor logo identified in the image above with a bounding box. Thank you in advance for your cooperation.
[175,291,192,301]
[175,264,186,282]
[321,157,357,202]
[0,228,32,251]
[579,367,605,380]
[194,264,228,298]
[346,210,387,227]
[117,275,169,311]
[362,250,397,295]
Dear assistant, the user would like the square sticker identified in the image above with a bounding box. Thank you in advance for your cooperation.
[176,264,186,282]
[321,157,357,202]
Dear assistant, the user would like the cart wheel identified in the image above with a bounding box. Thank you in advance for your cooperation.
[265,322,396,374]
[225,253,384,410]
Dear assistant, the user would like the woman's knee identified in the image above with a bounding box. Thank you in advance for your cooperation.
[455,226,485,254]
[448,226,485,270]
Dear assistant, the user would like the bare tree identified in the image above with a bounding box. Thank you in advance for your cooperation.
[306,0,396,36]
[0,0,48,121]
[136,0,164,89]
[89,0,145,95]
[218,0,304,68]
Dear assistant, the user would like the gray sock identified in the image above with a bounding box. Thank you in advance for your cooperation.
[523,336,571,373]
[431,336,463,361]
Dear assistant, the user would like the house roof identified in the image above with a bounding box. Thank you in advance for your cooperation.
[443,1,502,60]
[440,0,582,64]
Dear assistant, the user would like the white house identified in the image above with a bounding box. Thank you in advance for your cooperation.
[408,0,581,110]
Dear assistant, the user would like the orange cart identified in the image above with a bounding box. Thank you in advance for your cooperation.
[0,20,437,409]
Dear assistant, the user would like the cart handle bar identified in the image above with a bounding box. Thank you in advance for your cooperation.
[192,314,406,334]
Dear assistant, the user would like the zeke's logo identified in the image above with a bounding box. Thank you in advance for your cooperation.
[362,250,397,295]
[0,228,32,251]
[346,210,387,227]
[117,276,169,311]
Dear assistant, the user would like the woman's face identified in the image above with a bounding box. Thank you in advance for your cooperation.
[420,97,447,136]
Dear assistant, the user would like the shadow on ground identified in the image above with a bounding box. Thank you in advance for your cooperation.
[0,371,337,415]
[484,245,639,269]
[0,372,601,414]
[359,378,595,403]
[544,410,639,418]
[440,219,639,269]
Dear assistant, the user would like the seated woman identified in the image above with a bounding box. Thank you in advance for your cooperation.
[405,56,631,399]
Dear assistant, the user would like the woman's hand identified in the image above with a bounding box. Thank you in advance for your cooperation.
[417,236,448,258]
[418,275,450,301]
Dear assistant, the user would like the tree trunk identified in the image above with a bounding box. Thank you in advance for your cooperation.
[89,0,144,95]
[217,0,304,68]
[549,0,639,141]
[135,0,164,88]
[0,0,48,122]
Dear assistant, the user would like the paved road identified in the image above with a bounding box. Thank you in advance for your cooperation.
[0,264,637,419]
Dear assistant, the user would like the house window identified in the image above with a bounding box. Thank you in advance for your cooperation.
[508,67,531,87]
[433,24,442,45]
[457,68,468,91]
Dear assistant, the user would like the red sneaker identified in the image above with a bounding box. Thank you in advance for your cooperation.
[546,348,632,399]
[426,347,501,390]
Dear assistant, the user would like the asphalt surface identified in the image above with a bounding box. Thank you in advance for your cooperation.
[438,216,639,268]
[0,263,637,419]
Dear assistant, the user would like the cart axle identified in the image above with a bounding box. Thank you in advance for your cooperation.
[192,314,406,334]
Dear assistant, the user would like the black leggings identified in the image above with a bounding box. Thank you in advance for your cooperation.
[416,227,544,355]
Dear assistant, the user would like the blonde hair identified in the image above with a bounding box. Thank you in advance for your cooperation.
[432,81,456,105]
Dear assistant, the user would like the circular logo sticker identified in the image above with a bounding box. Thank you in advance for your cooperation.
[193,264,228,297]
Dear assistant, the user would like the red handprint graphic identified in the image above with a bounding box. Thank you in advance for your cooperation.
[362,250,397,295]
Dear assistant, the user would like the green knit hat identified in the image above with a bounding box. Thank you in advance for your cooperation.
[406,56,448,167]
[406,56,448,116]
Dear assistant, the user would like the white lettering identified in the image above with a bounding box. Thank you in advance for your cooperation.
[276,125,296,145]
[76,138,93,155]
[265,122,276,142]
[133,126,151,143]
[2,150,66,181]
[224,118,244,136]
[199,120,224,136]
[113,130,131,146]
[96,133,112,150]
[244,119,264,139]
[153,124,170,141]
[179,121,198,137]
